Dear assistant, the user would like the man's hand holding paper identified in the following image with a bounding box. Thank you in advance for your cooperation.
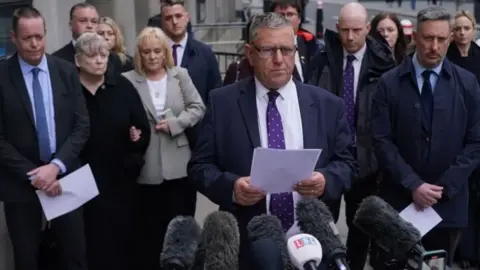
[234,176,265,206]
[294,171,326,197]
[249,148,322,194]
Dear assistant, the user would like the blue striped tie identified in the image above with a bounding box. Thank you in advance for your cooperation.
[32,68,51,162]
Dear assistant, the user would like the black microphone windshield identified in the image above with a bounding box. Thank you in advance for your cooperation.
[296,198,347,259]
[203,211,240,270]
[250,238,285,270]
[247,214,290,267]
[160,216,202,270]
[353,196,421,260]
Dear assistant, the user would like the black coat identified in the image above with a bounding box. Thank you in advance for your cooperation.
[307,29,395,220]
[372,56,480,228]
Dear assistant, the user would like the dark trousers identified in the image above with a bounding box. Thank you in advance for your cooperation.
[133,178,197,270]
[3,200,87,270]
[83,186,135,270]
[345,174,378,270]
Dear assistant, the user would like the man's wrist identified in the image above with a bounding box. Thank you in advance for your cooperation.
[50,158,67,174]
[50,163,61,174]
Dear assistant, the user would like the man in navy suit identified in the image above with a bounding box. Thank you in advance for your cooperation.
[188,12,357,270]
[372,7,480,267]
[158,0,221,217]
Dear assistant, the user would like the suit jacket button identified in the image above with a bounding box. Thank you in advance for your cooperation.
[414,103,420,109]
[425,137,430,142]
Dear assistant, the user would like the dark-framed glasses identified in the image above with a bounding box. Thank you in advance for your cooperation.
[252,45,297,59]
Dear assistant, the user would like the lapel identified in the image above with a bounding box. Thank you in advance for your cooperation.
[357,52,369,92]
[237,78,261,148]
[9,53,34,126]
[180,36,196,69]
[294,81,318,148]
[46,55,67,139]
[131,71,158,120]
[164,68,179,109]
[399,56,420,93]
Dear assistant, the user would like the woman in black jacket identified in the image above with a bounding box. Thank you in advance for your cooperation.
[369,12,407,65]
[447,11,480,81]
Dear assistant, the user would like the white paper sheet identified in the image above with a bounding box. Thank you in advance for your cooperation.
[249,148,322,193]
[399,203,442,237]
[36,164,99,221]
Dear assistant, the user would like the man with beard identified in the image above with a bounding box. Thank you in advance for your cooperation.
[159,0,221,105]
[53,3,123,78]
[372,7,480,267]
[307,3,395,270]
[159,0,221,217]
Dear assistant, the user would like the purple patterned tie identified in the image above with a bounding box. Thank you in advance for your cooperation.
[343,54,356,139]
[172,44,180,66]
[267,91,294,232]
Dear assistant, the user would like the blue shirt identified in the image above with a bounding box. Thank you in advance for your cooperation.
[412,53,443,94]
[19,55,66,174]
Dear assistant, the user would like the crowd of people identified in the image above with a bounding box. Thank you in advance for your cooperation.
[0,0,479,270]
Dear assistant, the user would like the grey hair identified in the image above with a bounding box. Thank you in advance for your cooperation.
[417,6,451,30]
[75,32,110,55]
[248,12,292,43]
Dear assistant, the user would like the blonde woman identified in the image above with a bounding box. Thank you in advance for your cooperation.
[97,16,134,72]
[446,11,480,81]
[122,27,205,270]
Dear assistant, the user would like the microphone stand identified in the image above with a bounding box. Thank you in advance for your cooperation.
[303,260,318,270]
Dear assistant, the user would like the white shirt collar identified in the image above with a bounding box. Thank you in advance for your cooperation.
[254,76,295,101]
[168,33,188,48]
[343,43,367,62]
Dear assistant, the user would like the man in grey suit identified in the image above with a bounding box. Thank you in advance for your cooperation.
[0,7,89,270]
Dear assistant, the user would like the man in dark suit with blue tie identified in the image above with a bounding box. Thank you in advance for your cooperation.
[372,7,480,267]
[188,12,357,270]
[0,7,89,270]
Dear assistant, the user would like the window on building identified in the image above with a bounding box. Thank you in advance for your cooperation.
[0,0,33,57]
[196,0,206,23]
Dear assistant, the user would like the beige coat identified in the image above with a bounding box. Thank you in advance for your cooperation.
[122,67,205,184]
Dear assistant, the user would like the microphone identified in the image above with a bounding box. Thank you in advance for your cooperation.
[353,196,424,261]
[287,233,323,270]
[296,198,349,270]
[191,237,205,270]
[160,216,202,270]
[203,211,240,270]
[247,214,290,268]
[250,238,285,270]
[353,195,422,260]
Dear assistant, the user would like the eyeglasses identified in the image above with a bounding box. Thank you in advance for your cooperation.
[252,45,297,59]
[278,12,299,19]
